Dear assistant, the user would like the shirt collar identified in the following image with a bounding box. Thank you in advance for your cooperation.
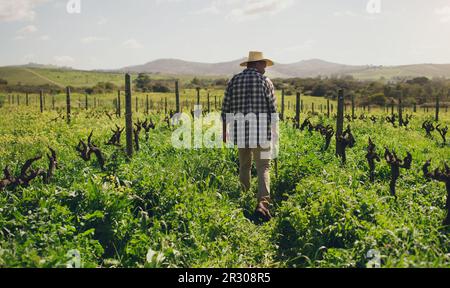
[245,67,260,73]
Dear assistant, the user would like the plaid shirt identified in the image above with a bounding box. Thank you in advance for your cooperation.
[221,68,277,148]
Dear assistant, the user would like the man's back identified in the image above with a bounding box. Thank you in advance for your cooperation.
[222,67,276,116]
[221,67,277,148]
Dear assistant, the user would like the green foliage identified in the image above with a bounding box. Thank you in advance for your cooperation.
[0,97,449,268]
[134,73,152,91]
[367,93,387,106]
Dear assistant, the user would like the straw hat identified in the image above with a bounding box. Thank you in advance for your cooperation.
[240,51,274,67]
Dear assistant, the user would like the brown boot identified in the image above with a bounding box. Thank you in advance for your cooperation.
[255,199,272,222]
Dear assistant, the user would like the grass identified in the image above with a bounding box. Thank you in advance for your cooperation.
[0,67,224,88]
[0,95,449,268]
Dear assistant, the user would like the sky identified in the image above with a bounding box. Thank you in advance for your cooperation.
[0,0,450,70]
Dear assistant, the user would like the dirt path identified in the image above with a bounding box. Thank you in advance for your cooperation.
[22,68,65,88]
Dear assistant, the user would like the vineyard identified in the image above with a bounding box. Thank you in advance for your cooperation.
[0,80,449,268]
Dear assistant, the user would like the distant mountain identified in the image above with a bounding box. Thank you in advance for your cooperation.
[272,59,370,78]
[2,59,450,82]
[350,63,450,80]
[121,58,450,79]
[121,58,247,76]
[15,63,73,70]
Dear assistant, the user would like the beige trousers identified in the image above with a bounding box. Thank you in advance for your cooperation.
[238,146,271,202]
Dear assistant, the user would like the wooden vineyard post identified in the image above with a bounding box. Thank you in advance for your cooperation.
[175,81,180,113]
[281,88,285,121]
[125,74,133,157]
[40,90,44,113]
[352,94,355,119]
[117,91,121,117]
[196,87,201,106]
[336,89,345,157]
[52,94,55,110]
[327,99,330,118]
[295,92,301,129]
[85,94,88,110]
[146,95,149,115]
[391,99,394,116]
[164,97,168,115]
[135,96,138,113]
[413,103,417,113]
[66,87,71,124]
[301,100,304,113]
[207,92,211,113]
[436,91,441,122]
[214,96,217,111]
[26,93,29,106]
[17,95,19,106]
[398,91,403,127]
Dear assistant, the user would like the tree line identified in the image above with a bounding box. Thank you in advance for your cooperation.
[1,74,449,106]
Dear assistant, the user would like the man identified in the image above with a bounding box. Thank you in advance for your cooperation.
[221,51,278,222]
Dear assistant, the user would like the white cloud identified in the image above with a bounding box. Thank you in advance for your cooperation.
[333,10,357,17]
[191,0,293,21]
[282,40,316,52]
[122,38,144,49]
[155,0,184,4]
[81,36,108,44]
[22,53,36,63]
[98,16,108,25]
[14,24,37,40]
[191,5,220,15]
[18,24,37,34]
[0,0,47,22]
[435,6,450,23]
[40,35,50,40]
[53,56,75,65]
[226,0,293,22]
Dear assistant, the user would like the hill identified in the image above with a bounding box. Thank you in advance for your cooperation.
[2,59,450,88]
[121,58,450,79]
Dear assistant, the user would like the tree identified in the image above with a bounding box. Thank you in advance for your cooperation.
[368,93,387,106]
[213,78,228,87]
[152,83,171,93]
[0,78,7,85]
[311,84,327,96]
[134,73,152,91]
[407,77,430,86]
[191,77,201,86]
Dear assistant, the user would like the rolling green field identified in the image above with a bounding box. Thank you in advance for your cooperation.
[0,67,220,88]
[0,89,338,115]
[0,92,449,267]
